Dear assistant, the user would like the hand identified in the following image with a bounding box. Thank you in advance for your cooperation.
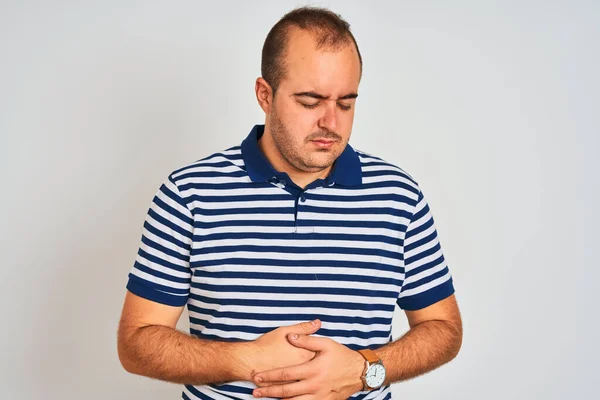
[242,319,322,381]
[251,330,365,399]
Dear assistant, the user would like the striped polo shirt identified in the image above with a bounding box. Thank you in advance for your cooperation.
[126,124,455,400]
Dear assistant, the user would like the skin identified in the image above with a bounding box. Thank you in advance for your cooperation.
[117,26,463,400]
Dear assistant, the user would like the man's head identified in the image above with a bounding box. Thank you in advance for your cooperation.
[255,7,362,177]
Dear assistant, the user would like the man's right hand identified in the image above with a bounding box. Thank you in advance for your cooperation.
[240,319,321,381]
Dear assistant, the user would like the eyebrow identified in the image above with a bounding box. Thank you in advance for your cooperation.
[292,91,359,100]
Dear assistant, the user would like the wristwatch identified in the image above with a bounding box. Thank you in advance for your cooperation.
[357,349,386,391]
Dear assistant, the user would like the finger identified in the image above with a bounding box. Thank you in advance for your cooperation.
[253,380,314,399]
[254,363,312,384]
[286,319,321,335]
[255,380,297,388]
[286,332,330,352]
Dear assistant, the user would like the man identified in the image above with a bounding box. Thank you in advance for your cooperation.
[117,6,462,400]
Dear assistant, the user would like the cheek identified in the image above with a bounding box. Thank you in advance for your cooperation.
[338,109,355,135]
[288,109,320,134]
[279,100,311,126]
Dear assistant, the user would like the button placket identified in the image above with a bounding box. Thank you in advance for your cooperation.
[295,189,312,233]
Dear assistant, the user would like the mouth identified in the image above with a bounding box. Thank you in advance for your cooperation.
[310,139,336,148]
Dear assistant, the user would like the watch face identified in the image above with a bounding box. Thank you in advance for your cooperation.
[365,363,386,388]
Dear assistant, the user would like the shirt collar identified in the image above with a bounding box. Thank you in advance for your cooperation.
[241,124,362,186]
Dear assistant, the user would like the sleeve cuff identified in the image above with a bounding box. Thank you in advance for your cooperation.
[126,277,188,307]
[396,277,455,311]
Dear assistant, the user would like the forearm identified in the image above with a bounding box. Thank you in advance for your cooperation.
[118,325,254,385]
[377,320,462,384]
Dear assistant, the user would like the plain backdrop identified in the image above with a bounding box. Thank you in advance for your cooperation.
[1,0,598,399]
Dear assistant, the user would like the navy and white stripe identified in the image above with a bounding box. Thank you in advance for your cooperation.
[127,124,454,400]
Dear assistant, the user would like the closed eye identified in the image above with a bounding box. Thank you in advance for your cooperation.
[300,102,352,111]
[300,102,319,109]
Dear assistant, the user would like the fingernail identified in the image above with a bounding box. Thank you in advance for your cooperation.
[255,375,262,382]
[311,319,320,326]
[254,391,262,397]
[290,333,298,340]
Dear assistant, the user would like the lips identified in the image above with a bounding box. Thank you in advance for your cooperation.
[311,139,336,148]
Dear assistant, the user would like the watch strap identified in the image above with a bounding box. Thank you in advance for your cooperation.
[358,348,380,364]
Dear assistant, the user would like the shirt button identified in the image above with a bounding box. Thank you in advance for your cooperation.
[300,195,306,202]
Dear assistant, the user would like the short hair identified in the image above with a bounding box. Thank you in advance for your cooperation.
[261,6,363,95]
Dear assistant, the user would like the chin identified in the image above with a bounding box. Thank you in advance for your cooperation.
[304,159,337,170]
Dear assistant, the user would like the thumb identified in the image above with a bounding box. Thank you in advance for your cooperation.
[287,319,321,335]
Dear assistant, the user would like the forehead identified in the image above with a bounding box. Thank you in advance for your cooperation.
[280,27,361,95]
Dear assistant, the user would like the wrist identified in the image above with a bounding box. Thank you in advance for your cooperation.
[230,341,259,381]
[350,350,367,393]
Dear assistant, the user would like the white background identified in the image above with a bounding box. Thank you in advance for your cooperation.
[1,0,598,399]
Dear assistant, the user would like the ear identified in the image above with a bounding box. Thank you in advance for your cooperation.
[255,77,274,114]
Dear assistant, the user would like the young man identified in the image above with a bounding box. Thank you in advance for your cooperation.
[118,6,462,400]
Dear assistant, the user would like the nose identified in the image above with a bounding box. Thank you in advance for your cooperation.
[317,101,338,133]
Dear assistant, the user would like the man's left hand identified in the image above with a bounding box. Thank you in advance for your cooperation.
[251,329,365,399]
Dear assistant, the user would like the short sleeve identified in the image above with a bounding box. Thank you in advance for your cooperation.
[397,187,455,310]
[126,175,194,307]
